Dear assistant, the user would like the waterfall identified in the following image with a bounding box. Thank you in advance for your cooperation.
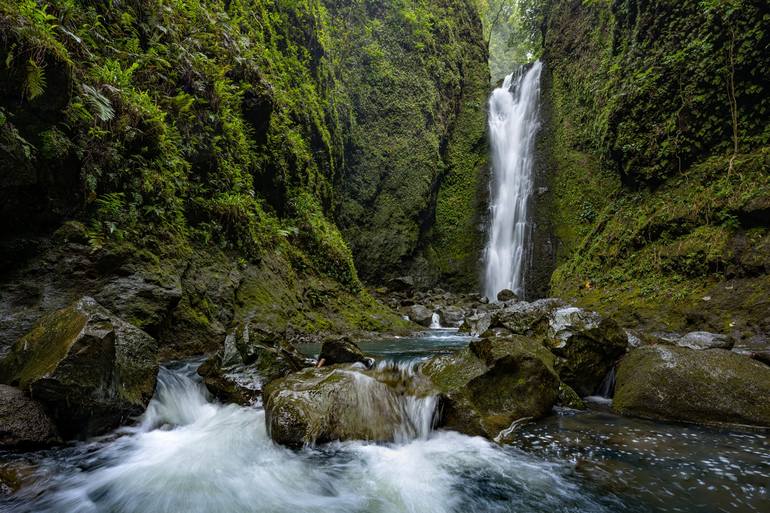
[430,312,441,329]
[483,61,543,301]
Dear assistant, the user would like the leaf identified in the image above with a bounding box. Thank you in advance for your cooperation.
[81,84,115,122]
[24,59,46,100]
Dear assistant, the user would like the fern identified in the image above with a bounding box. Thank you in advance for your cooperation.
[24,59,46,100]
[81,84,115,122]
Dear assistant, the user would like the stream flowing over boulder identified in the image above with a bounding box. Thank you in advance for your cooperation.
[0,297,158,438]
[613,346,770,428]
[422,336,560,439]
[0,385,60,448]
[264,364,437,448]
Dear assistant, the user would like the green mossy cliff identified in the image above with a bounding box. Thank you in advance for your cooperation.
[538,0,770,340]
[327,0,490,289]
[0,0,490,354]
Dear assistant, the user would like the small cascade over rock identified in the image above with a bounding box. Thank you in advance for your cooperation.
[483,61,543,301]
[430,312,442,329]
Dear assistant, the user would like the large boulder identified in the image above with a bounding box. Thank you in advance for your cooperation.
[0,385,60,448]
[496,289,518,302]
[319,336,372,367]
[408,304,434,327]
[0,297,158,438]
[613,346,770,428]
[491,298,564,336]
[421,336,560,438]
[264,364,436,447]
[198,322,312,405]
[546,307,628,396]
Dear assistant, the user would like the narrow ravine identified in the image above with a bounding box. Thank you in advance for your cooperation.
[483,61,543,301]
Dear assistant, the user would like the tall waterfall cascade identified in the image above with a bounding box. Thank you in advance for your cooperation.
[483,61,543,301]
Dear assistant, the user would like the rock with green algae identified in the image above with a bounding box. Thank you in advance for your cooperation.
[0,297,158,439]
[613,345,770,428]
[264,364,436,448]
[421,336,560,439]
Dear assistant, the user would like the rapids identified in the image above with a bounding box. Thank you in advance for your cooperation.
[1,331,768,513]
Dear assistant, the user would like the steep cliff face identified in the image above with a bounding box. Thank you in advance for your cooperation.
[540,0,770,339]
[326,0,490,289]
[0,0,424,355]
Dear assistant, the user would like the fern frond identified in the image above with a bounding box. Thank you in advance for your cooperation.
[81,84,115,122]
[24,59,46,100]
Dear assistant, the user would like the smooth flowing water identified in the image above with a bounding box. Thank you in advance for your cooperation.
[2,331,768,513]
[483,61,543,301]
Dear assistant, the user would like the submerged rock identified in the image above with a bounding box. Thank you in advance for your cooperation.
[0,297,158,438]
[0,385,60,448]
[408,304,434,327]
[613,346,770,428]
[422,336,559,438]
[546,307,628,396]
[319,336,372,367]
[264,364,436,447]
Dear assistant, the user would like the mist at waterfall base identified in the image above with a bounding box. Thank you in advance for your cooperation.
[3,331,769,513]
[483,61,542,301]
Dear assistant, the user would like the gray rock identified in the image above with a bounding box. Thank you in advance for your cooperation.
[459,312,492,336]
[492,298,564,335]
[0,297,158,439]
[438,306,466,327]
[0,385,60,447]
[677,331,734,350]
[546,306,628,396]
[408,304,434,327]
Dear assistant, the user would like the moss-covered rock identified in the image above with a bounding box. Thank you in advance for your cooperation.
[0,297,158,438]
[613,345,770,428]
[264,364,436,448]
[422,335,559,438]
[319,336,371,367]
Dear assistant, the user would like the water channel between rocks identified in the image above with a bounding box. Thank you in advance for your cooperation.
[1,329,768,513]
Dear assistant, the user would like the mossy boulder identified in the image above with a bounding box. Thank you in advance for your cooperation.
[408,304,434,327]
[0,297,158,438]
[0,385,60,448]
[264,365,436,448]
[546,307,628,396]
[491,298,564,336]
[319,336,371,367]
[613,346,770,428]
[422,336,560,439]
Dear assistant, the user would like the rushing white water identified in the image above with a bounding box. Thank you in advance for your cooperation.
[429,312,441,329]
[7,361,607,513]
[483,61,543,301]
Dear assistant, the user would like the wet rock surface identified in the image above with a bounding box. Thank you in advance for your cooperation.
[0,385,60,448]
[0,297,158,439]
[264,364,436,448]
[613,345,770,428]
[422,336,560,438]
[318,336,372,367]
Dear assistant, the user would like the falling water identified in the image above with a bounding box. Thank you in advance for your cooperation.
[483,61,543,301]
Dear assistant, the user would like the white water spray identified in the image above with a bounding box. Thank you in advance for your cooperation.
[483,61,543,301]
